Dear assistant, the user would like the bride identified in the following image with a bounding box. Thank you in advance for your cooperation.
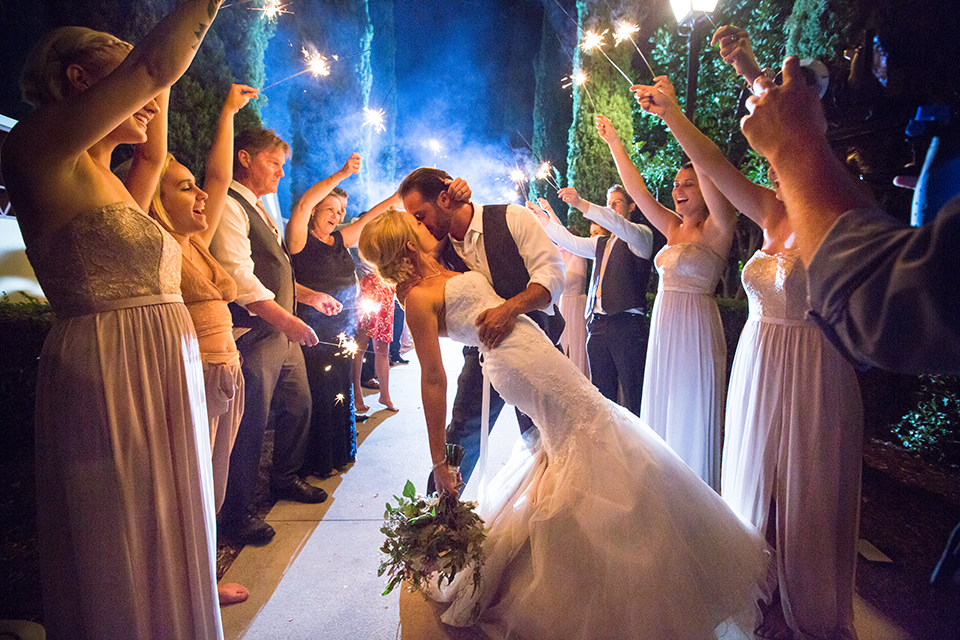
[359,209,769,639]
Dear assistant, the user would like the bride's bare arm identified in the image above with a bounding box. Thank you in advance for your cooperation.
[405,285,459,497]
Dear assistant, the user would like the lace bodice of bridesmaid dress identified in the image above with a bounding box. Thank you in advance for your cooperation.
[26,202,182,317]
[655,242,725,294]
[741,250,810,322]
[443,271,610,459]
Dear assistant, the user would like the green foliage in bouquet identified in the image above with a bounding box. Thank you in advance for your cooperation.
[378,480,485,597]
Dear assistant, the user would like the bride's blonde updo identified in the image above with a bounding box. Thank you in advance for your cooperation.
[358,208,424,286]
[21,26,133,108]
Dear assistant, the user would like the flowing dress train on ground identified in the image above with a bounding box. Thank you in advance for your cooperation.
[430,271,767,640]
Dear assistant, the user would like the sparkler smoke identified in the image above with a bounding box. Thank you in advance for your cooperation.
[580,29,634,85]
[613,20,657,79]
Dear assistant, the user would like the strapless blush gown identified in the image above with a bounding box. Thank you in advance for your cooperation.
[27,203,222,639]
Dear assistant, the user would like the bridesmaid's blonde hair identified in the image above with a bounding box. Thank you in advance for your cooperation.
[358,209,420,286]
[21,26,132,108]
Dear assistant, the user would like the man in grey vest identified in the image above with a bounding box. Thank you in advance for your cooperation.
[399,167,566,492]
[531,184,654,416]
[210,128,335,545]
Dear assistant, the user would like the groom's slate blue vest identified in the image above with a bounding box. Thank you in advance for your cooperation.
[227,189,296,333]
[587,235,652,318]
[482,204,565,344]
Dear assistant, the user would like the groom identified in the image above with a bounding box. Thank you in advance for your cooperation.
[399,168,566,491]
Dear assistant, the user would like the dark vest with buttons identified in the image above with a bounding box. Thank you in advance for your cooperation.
[588,234,652,317]
[481,204,565,345]
[227,188,296,332]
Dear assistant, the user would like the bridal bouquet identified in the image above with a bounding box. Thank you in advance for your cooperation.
[378,447,486,596]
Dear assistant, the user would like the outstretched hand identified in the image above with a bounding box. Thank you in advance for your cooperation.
[711,26,763,84]
[340,152,362,178]
[223,84,259,114]
[630,76,678,117]
[525,200,550,226]
[557,187,582,210]
[301,288,344,316]
[594,114,618,144]
[741,57,827,162]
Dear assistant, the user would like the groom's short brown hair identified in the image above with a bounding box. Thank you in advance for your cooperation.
[399,167,452,203]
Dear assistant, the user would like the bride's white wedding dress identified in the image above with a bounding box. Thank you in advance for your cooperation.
[430,271,768,639]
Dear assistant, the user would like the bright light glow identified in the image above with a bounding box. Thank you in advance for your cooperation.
[336,332,360,358]
[671,0,719,23]
[427,139,442,153]
[614,21,639,45]
[254,0,291,21]
[302,48,331,77]
[535,161,553,181]
[501,189,520,202]
[580,30,607,52]
[335,393,344,405]
[362,107,386,133]
[509,169,526,184]
[360,298,381,316]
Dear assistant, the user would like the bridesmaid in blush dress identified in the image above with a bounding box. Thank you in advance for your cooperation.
[2,3,226,638]
[636,34,864,639]
[596,113,736,490]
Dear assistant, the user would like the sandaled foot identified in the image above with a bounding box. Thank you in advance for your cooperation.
[218,583,249,606]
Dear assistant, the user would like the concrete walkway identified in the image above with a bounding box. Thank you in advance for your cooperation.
[219,338,911,640]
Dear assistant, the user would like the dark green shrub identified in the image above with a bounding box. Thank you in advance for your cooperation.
[892,375,960,464]
[0,295,52,454]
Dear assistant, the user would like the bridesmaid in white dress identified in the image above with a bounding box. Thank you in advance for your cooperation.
[636,63,864,640]
[595,114,736,490]
[2,3,225,638]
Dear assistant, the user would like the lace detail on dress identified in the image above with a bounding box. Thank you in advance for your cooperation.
[655,242,725,294]
[444,271,610,461]
[741,250,810,323]
[26,202,182,316]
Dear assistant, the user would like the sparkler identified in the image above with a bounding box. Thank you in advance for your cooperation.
[562,70,598,111]
[251,0,292,20]
[335,332,360,358]
[579,29,634,86]
[261,47,332,92]
[359,298,382,318]
[427,139,442,154]
[535,161,561,190]
[613,20,657,79]
[362,107,387,133]
[335,393,345,405]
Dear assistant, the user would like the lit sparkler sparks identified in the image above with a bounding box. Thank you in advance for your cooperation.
[614,20,657,79]
[509,168,527,184]
[335,393,345,405]
[359,298,382,317]
[579,29,634,85]
[251,0,292,21]
[261,47,333,92]
[535,161,560,190]
[562,70,598,111]
[336,332,360,358]
[362,107,387,133]
[428,139,442,154]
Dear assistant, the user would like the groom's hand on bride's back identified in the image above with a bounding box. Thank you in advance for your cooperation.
[476,302,519,349]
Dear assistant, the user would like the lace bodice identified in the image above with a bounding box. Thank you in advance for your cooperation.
[741,250,810,323]
[444,271,612,458]
[26,202,182,317]
[655,242,725,294]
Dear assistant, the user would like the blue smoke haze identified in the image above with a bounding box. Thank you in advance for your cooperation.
[256,0,547,221]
